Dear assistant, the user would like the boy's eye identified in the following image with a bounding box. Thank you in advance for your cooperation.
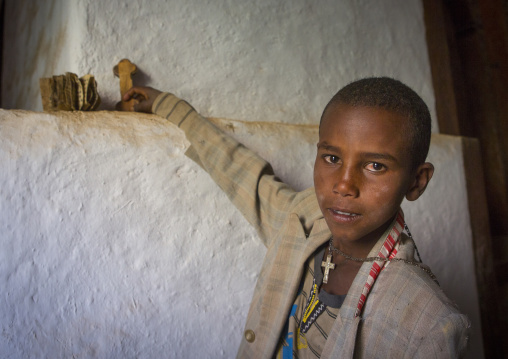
[365,162,386,172]
[323,155,340,164]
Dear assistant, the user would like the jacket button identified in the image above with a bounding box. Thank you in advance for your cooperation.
[244,329,255,343]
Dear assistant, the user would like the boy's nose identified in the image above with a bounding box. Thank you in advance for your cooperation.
[332,167,360,197]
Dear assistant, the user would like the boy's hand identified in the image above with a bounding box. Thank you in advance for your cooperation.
[122,86,162,113]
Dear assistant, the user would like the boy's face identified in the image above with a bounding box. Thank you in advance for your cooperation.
[314,104,432,247]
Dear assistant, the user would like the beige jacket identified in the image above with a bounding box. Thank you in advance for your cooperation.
[153,93,470,358]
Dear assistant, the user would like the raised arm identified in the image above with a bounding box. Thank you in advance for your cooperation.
[123,87,300,246]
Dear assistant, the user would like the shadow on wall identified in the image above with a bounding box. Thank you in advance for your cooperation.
[0,0,5,108]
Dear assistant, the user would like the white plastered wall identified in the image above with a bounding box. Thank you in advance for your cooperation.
[3,0,438,129]
[0,111,483,358]
[1,0,484,358]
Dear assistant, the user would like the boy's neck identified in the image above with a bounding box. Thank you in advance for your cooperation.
[332,215,395,259]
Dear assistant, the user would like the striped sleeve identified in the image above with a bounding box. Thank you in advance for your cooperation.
[152,92,298,246]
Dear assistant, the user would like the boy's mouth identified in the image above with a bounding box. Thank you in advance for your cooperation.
[331,209,358,217]
[327,207,361,222]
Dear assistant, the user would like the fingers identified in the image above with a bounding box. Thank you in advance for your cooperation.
[120,86,162,113]
[133,100,152,113]
[123,86,148,102]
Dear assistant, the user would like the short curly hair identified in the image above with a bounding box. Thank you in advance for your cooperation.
[320,77,432,171]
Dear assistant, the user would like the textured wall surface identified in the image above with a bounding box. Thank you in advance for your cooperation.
[0,110,483,358]
[2,0,438,129]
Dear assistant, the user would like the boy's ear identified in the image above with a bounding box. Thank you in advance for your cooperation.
[405,162,435,201]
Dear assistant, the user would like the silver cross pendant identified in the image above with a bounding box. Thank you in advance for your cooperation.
[321,253,335,284]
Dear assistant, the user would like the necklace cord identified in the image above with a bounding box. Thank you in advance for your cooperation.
[327,238,439,284]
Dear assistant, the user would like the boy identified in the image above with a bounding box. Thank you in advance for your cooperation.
[123,78,469,358]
